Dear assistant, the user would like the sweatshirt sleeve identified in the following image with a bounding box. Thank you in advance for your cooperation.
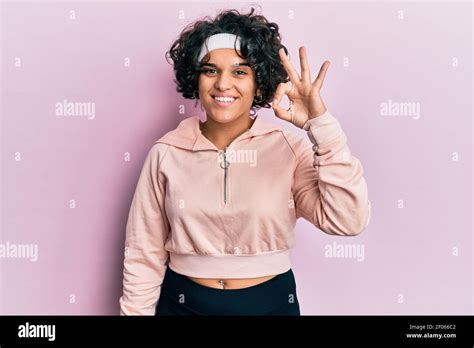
[291,109,371,236]
[119,143,171,315]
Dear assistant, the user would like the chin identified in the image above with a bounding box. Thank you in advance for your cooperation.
[205,111,242,123]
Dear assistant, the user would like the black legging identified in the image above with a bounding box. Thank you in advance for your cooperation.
[155,265,301,316]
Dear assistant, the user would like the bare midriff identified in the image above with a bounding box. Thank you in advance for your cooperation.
[186,274,277,289]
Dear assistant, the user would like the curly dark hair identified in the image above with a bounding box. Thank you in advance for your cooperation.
[165,7,290,112]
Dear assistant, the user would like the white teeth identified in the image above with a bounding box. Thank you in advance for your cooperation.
[214,96,236,102]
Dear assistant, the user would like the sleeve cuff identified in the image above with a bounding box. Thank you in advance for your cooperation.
[302,109,333,130]
[302,109,344,146]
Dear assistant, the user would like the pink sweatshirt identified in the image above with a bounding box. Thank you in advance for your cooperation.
[119,109,371,315]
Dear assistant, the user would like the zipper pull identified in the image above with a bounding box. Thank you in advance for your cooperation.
[220,148,229,169]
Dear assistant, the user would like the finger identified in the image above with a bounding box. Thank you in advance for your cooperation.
[272,82,293,123]
[278,48,300,84]
[272,81,293,106]
[299,46,311,84]
[312,60,330,90]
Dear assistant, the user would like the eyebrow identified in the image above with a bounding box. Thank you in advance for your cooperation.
[200,62,250,68]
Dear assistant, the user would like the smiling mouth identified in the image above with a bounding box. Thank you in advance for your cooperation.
[212,96,238,107]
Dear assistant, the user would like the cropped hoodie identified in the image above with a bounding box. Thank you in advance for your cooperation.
[119,109,372,315]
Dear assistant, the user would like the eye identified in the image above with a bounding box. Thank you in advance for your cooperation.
[199,68,247,76]
[201,68,217,75]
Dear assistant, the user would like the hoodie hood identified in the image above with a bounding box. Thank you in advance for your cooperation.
[155,115,282,151]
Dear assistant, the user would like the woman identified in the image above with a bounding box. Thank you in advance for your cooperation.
[119,8,371,316]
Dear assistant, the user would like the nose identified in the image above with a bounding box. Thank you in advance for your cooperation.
[214,71,234,91]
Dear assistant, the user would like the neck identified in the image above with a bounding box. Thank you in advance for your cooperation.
[200,113,256,150]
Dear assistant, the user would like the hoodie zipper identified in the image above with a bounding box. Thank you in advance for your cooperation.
[221,147,229,205]
[219,127,253,205]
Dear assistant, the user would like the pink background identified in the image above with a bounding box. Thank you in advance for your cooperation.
[1,1,472,315]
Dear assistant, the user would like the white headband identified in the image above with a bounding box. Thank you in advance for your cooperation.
[198,33,242,63]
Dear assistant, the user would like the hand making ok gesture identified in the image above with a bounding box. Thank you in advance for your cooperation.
[272,46,330,128]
